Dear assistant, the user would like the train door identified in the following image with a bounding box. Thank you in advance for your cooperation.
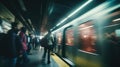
[75,21,102,67]
[55,30,63,56]
[62,25,74,61]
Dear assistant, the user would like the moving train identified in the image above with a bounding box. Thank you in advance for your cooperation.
[51,0,120,67]
[0,0,120,67]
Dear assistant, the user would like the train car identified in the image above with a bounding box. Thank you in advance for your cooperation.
[52,0,120,67]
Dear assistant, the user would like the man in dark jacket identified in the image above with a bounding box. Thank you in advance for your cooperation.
[5,22,21,67]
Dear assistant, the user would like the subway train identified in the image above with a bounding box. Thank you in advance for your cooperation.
[51,0,120,67]
[0,0,120,67]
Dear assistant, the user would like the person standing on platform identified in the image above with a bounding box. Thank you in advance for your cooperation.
[27,34,32,54]
[19,27,29,64]
[4,22,20,67]
[42,30,54,64]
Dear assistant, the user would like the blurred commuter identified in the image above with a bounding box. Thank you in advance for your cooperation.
[34,36,40,49]
[32,36,36,49]
[18,27,29,65]
[51,35,56,54]
[42,30,54,64]
[3,22,21,67]
[27,34,32,54]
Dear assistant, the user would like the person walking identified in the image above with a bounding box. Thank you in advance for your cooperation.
[42,30,54,64]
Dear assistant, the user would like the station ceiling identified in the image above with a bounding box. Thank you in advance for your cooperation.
[0,0,105,35]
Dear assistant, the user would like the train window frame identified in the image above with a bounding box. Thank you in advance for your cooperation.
[56,31,63,45]
[78,20,97,53]
[55,29,64,56]
[65,27,74,46]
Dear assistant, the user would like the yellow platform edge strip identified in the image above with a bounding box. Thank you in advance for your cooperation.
[51,53,69,67]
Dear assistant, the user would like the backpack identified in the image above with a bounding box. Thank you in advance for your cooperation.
[40,37,48,48]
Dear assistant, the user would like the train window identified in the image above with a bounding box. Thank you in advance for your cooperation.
[65,27,74,46]
[78,21,96,53]
[56,31,62,45]
[56,31,63,56]
[103,19,120,47]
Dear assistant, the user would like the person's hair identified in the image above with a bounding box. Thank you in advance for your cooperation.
[11,22,18,28]
[21,27,26,33]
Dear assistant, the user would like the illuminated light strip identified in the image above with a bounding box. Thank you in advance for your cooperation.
[3,25,11,30]
[70,1,118,25]
[2,20,11,27]
[56,18,68,26]
[93,4,120,18]
[104,23,120,28]
[79,25,93,30]
[56,0,93,27]
[18,0,27,11]
[78,49,99,56]
[52,0,117,33]
[67,0,93,18]
[28,19,32,24]
[113,18,120,22]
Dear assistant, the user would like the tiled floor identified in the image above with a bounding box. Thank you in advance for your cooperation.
[0,48,59,67]
[25,48,59,67]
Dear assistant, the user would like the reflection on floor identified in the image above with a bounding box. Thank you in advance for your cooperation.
[0,47,70,67]
[0,48,59,67]
[24,48,59,67]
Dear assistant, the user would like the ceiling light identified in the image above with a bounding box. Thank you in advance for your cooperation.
[53,0,117,33]
[67,0,93,18]
[18,0,27,11]
[56,0,93,27]
[113,18,120,22]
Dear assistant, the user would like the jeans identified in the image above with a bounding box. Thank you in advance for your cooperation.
[6,57,17,67]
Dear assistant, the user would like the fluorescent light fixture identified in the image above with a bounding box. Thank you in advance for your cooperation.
[18,0,27,11]
[113,18,120,22]
[3,25,11,30]
[19,14,26,22]
[79,25,93,30]
[67,0,93,18]
[28,19,32,24]
[2,20,11,30]
[104,24,120,28]
[2,20,11,27]
[93,4,120,18]
[53,0,117,33]
[40,35,44,39]
[56,18,68,26]
[56,0,93,27]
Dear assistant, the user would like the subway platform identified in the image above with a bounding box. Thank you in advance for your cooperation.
[0,47,69,67]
